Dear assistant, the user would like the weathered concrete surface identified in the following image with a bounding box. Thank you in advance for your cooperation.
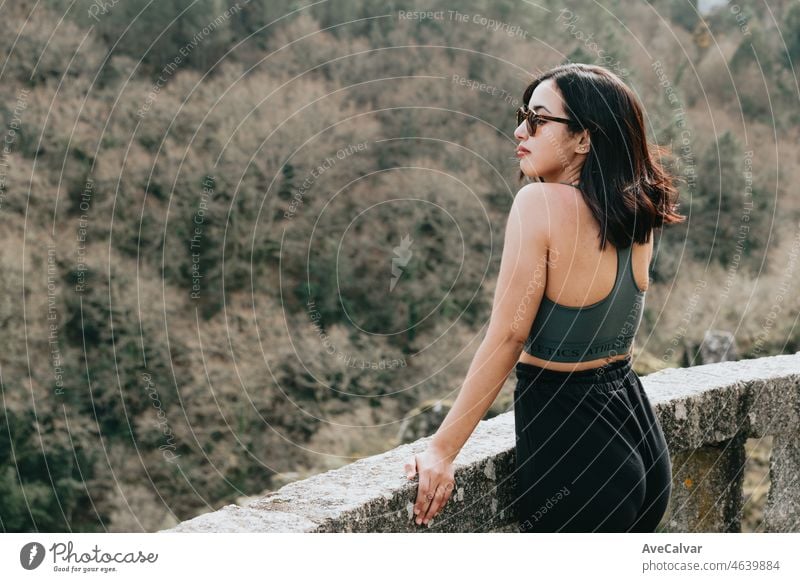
[644,353,800,532]
[765,433,800,532]
[162,353,800,533]
[665,437,745,532]
[164,413,518,533]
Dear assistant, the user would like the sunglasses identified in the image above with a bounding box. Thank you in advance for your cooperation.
[516,106,572,136]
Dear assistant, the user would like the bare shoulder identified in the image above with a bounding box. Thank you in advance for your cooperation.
[507,183,560,249]
[513,182,575,228]
[516,181,577,209]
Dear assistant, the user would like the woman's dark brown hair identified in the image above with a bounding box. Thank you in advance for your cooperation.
[519,63,685,250]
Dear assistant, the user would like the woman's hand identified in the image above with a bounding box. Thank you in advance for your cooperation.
[404,445,456,526]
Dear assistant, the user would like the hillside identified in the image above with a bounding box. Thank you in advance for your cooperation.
[0,0,798,532]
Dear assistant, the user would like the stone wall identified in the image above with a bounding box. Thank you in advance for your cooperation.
[161,353,800,533]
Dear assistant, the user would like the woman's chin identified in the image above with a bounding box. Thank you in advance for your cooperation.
[519,160,538,178]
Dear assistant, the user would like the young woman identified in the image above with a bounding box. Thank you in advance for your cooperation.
[404,63,685,532]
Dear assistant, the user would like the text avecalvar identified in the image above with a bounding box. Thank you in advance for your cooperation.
[642,543,702,554]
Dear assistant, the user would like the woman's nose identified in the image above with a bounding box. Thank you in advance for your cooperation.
[514,123,528,140]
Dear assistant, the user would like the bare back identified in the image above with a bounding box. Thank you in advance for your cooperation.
[518,184,652,371]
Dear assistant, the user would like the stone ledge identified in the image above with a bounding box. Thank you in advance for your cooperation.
[162,353,800,533]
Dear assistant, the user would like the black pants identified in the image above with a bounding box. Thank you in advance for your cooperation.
[513,355,672,532]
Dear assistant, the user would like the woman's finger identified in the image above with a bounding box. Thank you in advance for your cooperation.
[423,481,455,525]
[414,471,433,524]
[404,457,416,479]
[421,483,447,524]
[447,481,456,503]
[439,481,454,509]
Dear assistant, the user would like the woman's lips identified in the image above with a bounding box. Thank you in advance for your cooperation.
[516,147,531,157]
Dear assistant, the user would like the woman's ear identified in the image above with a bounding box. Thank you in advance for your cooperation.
[575,129,591,154]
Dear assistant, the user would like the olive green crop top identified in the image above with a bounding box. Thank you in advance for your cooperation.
[522,184,646,363]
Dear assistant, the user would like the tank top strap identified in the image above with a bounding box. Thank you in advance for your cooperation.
[615,243,641,293]
[614,243,630,288]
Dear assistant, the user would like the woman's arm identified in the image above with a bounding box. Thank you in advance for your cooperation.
[430,183,552,461]
[407,183,553,525]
